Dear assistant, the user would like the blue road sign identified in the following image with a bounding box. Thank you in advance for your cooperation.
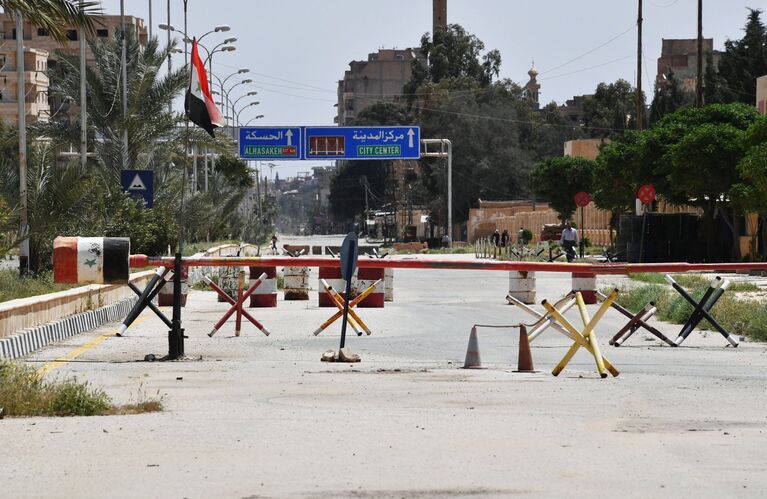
[121,170,153,208]
[239,127,302,160]
[304,126,420,160]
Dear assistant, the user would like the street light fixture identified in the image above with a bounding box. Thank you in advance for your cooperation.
[234,101,260,127]
[244,114,265,127]
[232,90,258,110]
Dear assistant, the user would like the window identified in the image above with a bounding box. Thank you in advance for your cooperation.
[395,54,404,61]
[11,28,16,40]
[37,28,49,37]
[97,29,108,38]
[66,30,78,41]
[345,99,354,111]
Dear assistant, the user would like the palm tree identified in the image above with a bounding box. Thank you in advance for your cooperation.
[2,0,99,40]
[38,31,189,184]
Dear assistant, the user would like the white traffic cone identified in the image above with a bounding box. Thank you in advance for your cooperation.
[463,326,484,369]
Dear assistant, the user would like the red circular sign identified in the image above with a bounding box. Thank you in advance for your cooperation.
[573,191,591,207]
[637,184,656,204]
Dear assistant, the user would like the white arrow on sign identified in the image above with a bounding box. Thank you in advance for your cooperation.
[285,129,293,146]
[129,174,147,190]
[407,128,415,148]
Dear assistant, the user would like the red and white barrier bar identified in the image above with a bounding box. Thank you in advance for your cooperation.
[125,255,767,275]
[249,266,277,307]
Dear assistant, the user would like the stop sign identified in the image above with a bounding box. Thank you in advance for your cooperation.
[637,184,656,204]
[574,191,591,207]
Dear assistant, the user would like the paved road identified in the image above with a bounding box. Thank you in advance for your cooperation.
[2,245,766,498]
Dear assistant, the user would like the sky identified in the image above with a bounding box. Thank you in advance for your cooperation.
[97,0,762,179]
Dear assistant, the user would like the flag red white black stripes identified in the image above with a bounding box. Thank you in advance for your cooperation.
[185,38,224,137]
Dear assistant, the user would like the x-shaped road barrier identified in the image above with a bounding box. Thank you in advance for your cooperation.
[205,272,271,337]
[313,278,382,337]
[117,267,174,336]
[542,290,621,378]
[665,275,738,347]
[596,291,674,347]
[506,293,577,342]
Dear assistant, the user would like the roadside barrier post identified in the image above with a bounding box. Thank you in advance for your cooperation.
[118,267,174,336]
[596,290,673,347]
[507,293,576,342]
[508,271,536,304]
[543,290,620,378]
[571,273,597,304]
[207,272,272,337]
[665,275,738,347]
[313,278,381,336]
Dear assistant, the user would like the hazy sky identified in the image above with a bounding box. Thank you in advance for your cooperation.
[98,0,761,178]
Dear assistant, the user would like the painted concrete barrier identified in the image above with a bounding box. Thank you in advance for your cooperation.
[284,266,310,300]
[0,270,155,339]
[249,266,278,307]
[355,268,385,308]
[53,236,130,284]
[318,266,345,307]
[572,273,597,304]
[508,271,536,304]
[158,266,189,307]
[0,296,138,360]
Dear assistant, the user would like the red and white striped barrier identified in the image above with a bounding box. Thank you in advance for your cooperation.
[158,266,189,307]
[249,266,277,307]
[355,267,385,308]
[53,237,130,284]
[319,266,346,307]
[572,273,597,304]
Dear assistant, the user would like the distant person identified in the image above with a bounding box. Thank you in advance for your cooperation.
[500,230,510,247]
[560,221,579,262]
[441,233,451,248]
[271,234,278,254]
[491,229,500,247]
[517,227,525,246]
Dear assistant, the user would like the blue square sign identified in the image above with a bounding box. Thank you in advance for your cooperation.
[121,170,154,208]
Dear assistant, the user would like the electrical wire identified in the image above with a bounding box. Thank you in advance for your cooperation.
[539,23,637,75]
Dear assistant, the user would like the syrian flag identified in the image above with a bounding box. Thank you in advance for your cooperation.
[185,38,224,137]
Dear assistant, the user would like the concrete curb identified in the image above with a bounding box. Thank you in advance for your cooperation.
[0,296,138,361]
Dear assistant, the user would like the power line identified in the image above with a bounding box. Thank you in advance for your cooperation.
[539,23,637,75]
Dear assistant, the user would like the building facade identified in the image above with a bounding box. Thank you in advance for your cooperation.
[757,74,767,114]
[0,14,147,125]
[655,38,721,91]
[335,48,421,126]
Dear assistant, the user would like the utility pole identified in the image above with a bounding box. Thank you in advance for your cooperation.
[166,0,171,113]
[120,0,129,168]
[696,0,703,107]
[148,0,152,39]
[16,11,28,274]
[79,0,87,169]
[636,0,643,131]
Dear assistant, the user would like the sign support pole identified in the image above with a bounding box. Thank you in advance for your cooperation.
[580,206,585,259]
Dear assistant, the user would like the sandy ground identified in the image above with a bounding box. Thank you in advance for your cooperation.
[2,249,767,498]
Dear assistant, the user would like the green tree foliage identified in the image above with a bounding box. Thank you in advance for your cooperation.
[214,154,254,189]
[330,161,388,221]
[404,24,501,99]
[582,79,645,138]
[38,31,188,179]
[530,156,595,222]
[593,132,647,216]
[649,70,694,124]
[709,9,767,105]
[352,102,413,126]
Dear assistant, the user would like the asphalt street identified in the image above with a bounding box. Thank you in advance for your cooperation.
[2,240,766,498]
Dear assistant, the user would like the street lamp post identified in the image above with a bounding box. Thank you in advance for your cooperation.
[120,0,128,170]
[16,10,28,273]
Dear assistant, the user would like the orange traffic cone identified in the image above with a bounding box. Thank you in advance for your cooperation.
[517,325,535,372]
[463,326,484,369]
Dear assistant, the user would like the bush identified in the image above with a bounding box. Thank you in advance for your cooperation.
[105,195,180,256]
[0,361,163,417]
[606,284,670,314]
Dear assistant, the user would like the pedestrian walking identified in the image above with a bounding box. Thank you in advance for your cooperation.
[491,229,500,247]
[501,230,509,247]
[560,222,579,262]
[271,234,278,254]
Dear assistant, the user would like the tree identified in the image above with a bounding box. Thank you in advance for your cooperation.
[582,79,645,138]
[707,9,767,105]
[352,102,413,126]
[215,154,253,189]
[649,70,694,123]
[3,0,99,41]
[404,24,501,101]
[732,115,767,259]
[530,156,595,222]
[38,31,188,180]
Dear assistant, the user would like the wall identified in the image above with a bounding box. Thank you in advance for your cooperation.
[0,270,155,338]
[758,75,767,114]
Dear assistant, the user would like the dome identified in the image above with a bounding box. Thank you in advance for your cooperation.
[528,66,539,78]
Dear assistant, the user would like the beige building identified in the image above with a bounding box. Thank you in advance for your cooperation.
[563,138,610,160]
[757,75,767,114]
[655,38,721,92]
[335,48,421,125]
[0,14,147,125]
[0,47,50,125]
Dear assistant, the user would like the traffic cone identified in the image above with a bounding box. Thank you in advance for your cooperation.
[463,326,484,369]
[517,325,535,372]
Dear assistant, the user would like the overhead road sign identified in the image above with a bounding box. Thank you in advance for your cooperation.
[121,169,153,208]
[239,127,302,160]
[304,126,420,160]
